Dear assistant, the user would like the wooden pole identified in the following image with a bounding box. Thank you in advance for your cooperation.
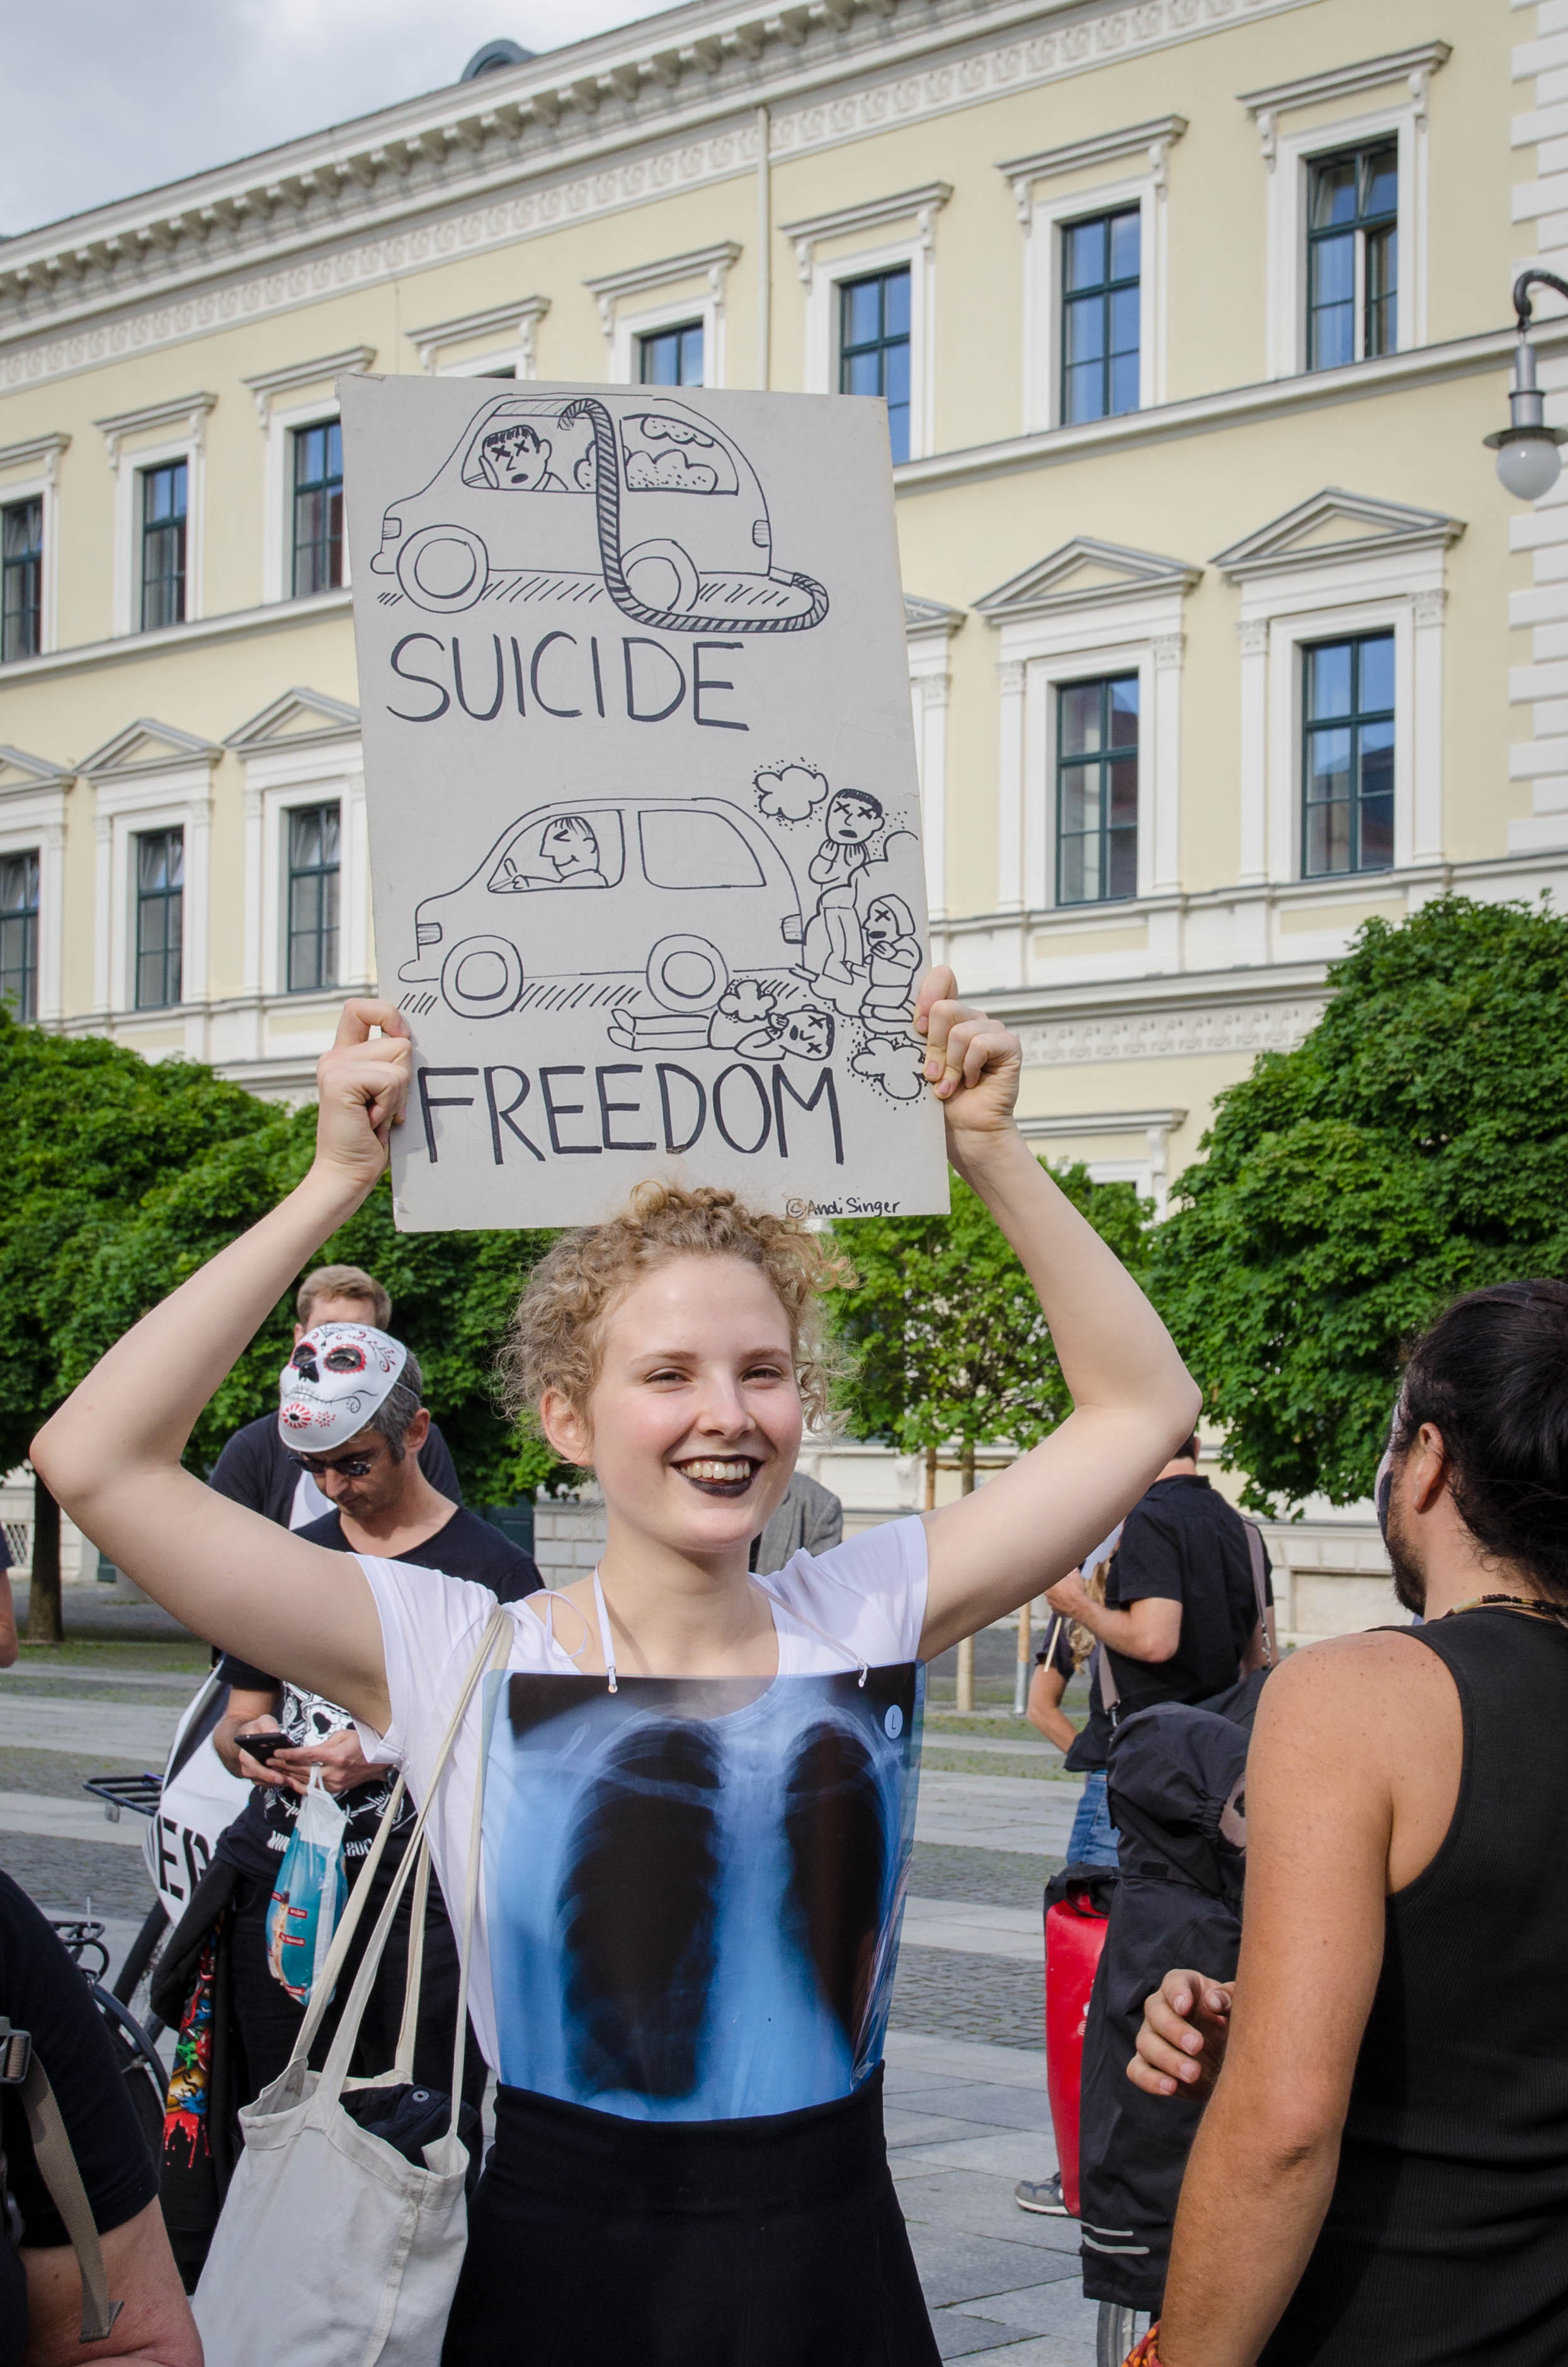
[1013,1591,1032,1716]
[955,1442,976,1713]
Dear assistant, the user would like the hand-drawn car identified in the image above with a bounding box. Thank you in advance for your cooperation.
[369,392,829,634]
[399,793,807,1021]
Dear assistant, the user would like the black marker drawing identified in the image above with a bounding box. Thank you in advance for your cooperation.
[368,393,829,633]
[396,766,927,1110]
[398,793,807,1023]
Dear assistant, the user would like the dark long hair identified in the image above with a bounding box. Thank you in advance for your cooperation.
[1397,1280,1568,1601]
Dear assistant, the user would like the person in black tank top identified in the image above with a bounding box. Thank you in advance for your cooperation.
[1121,1279,1568,2367]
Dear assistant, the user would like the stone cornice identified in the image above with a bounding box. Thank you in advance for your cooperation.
[406,298,550,370]
[997,115,1187,220]
[241,346,376,423]
[0,0,1320,386]
[0,431,70,483]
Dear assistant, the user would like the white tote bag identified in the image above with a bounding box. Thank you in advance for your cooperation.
[194,1605,509,2367]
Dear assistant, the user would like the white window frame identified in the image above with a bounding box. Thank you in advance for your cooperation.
[0,436,67,659]
[586,246,740,390]
[260,400,352,608]
[804,234,931,463]
[1263,103,1429,381]
[98,396,214,638]
[906,608,961,923]
[241,740,369,1004]
[992,591,1186,916]
[618,297,717,393]
[1030,176,1162,434]
[0,767,67,1021]
[1228,548,1447,887]
[91,768,213,1016]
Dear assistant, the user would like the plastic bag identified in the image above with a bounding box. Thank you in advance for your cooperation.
[265,1769,348,2004]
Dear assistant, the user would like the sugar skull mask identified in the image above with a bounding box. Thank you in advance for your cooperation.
[278,1323,407,1452]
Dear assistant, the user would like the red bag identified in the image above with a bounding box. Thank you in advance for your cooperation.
[1044,1885,1111,2216]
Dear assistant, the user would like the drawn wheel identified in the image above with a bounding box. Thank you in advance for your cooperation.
[395,524,490,612]
[646,934,729,1015]
[440,935,525,1018]
[622,540,701,617]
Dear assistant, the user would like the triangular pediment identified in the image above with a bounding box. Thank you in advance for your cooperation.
[0,743,71,794]
[225,686,361,752]
[78,717,219,778]
[975,538,1202,623]
[904,594,964,633]
[1213,489,1465,580]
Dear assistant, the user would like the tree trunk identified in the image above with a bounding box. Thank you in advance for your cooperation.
[955,1443,976,1713]
[27,1470,63,1647]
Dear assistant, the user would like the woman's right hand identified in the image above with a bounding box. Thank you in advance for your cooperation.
[312,1001,413,1196]
[1128,1967,1234,2101]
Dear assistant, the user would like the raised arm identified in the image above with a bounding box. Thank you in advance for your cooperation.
[29,1001,412,1730]
[915,973,1199,1658]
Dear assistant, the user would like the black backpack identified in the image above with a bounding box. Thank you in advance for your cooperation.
[1075,1692,1259,2311]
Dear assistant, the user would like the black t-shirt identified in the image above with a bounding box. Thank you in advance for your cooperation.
[214,1508,541,1882]
[1100,1475,1272,1724]
[0,1872,157,2356]
[1033,1614,1113,1776]
[208,1411,462,1529]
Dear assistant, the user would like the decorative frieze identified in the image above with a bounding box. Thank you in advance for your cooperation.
[1018,998,1324,1067]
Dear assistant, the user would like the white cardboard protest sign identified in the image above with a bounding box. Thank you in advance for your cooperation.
[341,374,950,1229]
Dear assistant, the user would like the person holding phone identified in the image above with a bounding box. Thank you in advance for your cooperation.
[30,980,1197,2365]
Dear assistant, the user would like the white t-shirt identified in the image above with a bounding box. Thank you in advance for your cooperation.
[355,1516,929,2091]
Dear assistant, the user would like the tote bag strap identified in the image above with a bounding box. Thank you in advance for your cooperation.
[1245,1520,1273,1668]
[389,1841,433,2086]
[287,1603,512,2086]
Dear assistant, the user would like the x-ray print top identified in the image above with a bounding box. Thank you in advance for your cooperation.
[353,1518,928,2121]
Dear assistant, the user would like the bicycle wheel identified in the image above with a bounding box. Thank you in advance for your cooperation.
[112,1897,170,2041]
[1097,2302,1152,2367]
[93,1987,168,2173]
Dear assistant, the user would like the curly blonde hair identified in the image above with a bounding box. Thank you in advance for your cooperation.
[497,1182,853,1444]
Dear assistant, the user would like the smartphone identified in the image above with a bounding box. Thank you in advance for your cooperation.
[237,1731,293,1766]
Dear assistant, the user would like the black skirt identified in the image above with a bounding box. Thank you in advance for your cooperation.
[441,2065,940,2366]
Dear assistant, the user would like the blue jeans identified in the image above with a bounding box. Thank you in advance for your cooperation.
[1066,1769,1120,1868]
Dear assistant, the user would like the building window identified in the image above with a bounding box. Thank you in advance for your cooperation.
[140,460,187,631]
[286,802,340,993]
[1057,674,1139,905]
[292,421,343,598]
[1302,632,1394,876]
[639,323,704,387]
[1307,142,1397,371]
[1061,208,1141,424]
[1,499,42,664]
[134,827,184,1008]
[0,851,39,1021]
[839,268,911,463]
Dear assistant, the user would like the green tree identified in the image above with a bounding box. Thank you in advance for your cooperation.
[1149,895,1568,1511]
[0,1018,270,1638]
[0,1020,562,1638]
[828,1159,1151,1462]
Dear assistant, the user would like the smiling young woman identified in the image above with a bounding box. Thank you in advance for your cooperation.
[32,970,1197,2366]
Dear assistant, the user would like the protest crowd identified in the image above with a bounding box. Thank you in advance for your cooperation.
[2,965,1565,2367]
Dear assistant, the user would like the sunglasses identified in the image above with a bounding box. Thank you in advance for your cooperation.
[288,1446,383,1479]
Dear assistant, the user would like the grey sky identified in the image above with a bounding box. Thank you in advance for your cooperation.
[3,0,671,239]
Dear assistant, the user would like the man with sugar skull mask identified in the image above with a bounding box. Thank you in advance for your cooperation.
[200,1323,539,2204]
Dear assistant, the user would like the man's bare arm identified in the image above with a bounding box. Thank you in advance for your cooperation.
[1044,1573,1181,1666]
[1155,1632,1460,2367]
[21,2198,200,2366]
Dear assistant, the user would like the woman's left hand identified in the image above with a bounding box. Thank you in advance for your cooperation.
[914,968,1022,1155]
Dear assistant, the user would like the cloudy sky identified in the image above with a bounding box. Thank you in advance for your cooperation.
[3,0,673,238]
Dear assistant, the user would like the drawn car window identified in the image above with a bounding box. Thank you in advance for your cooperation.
[639,808,764,890]
[460,406,597,494]
[620,414,738,497]
[489,812,625,893]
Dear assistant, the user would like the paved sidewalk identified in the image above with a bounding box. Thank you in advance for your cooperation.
[887,2031,1096,2364]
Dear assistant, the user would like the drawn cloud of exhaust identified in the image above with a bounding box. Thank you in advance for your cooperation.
[753,763,829,825]
[849,1035,926,1102]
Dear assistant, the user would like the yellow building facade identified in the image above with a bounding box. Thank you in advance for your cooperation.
[0,0,1555,1627]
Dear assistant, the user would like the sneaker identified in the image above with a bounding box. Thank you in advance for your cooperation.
[1014,2172,1072,2217]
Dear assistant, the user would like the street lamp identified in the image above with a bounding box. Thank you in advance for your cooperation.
[1487,270,1568,499]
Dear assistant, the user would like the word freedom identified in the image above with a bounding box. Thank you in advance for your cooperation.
[388,630,749,730]
[418,1058,846,1166]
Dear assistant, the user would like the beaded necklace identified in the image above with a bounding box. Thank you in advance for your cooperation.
[1444,1591,1568,1625]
